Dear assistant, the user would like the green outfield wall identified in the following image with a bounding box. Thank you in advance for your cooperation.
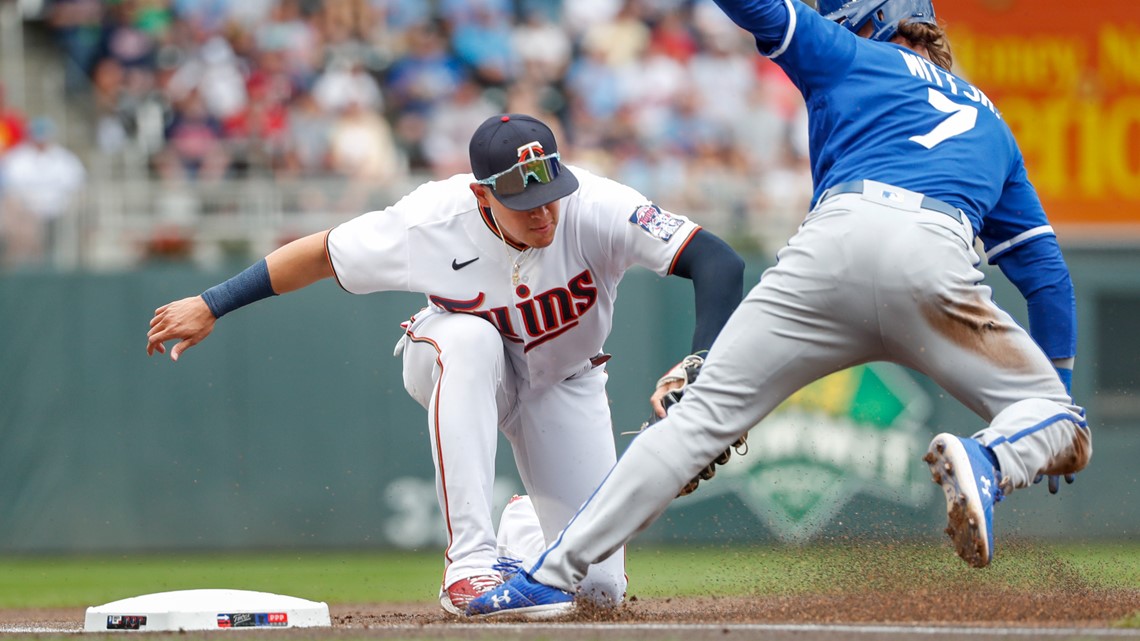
[1,248,1137,553]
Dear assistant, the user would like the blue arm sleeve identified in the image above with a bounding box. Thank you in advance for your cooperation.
[992,235,1076,361]
[710,0,792,48]
[670,230,746,354]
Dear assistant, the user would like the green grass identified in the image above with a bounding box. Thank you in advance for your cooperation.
[0,550,443,608]
[0,541,1137,609]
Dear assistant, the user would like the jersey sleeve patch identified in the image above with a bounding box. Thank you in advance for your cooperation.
[629,204,684,242]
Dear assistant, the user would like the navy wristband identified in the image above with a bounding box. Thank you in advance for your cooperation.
[201,259,277,318]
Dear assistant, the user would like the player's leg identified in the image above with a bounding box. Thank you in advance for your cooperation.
[489,216,879,605]
[495,494,544,577]
[875,216,1088,491]
[401,310,517,613]
[501,365,628,606]
[874,209,1088,566]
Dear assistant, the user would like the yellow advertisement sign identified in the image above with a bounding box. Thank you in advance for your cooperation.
[940,1,1140,234]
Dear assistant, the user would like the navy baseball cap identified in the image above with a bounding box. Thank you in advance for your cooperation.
[469,114,579,211]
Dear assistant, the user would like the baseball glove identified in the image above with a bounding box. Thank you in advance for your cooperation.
[641,354,749,497]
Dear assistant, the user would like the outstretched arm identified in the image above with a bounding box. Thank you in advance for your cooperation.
[146,230,334,360]
[651,230,746,416]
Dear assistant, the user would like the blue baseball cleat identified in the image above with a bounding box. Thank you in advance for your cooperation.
[924,434,1004,568]
[466,571,575,619]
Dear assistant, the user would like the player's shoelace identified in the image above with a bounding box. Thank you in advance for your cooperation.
[492,556,523,579]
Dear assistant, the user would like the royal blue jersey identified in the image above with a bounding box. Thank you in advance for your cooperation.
[711,0,1076,361]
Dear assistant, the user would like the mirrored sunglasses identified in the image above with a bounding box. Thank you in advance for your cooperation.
[476,153,563,196]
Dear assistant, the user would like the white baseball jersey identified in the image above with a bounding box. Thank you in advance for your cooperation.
[326,166,701,389]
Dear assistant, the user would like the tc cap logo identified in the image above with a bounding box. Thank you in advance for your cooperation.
[517,142,544,162]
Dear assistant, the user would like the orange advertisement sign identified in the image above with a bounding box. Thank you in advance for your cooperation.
[938,0,1140,235]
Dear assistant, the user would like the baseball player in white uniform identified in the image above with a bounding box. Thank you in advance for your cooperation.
[146,113,745,615]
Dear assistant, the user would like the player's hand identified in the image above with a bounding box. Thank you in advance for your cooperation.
[1036,365,1077,493]
[649,353,705,418]
[146,295,217,361]
[1034,473,1076,495]
[650,378,685,418]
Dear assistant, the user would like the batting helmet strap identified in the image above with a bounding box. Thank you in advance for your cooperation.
[817,0,937,43]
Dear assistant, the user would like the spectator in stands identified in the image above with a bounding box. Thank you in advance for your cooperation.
[154,89,230,181]
[165,35,249,124]
[327,98,405,211]
[0,84,25,156]
[384,22,464,116]
[648,8,700,63]
[422,77,499,178]
[564,42,625,142]
[449,4,515,86]
[254,0,323,91]
[517,0,562,23]
[580,0,651,68]
[370,0,433,34]
[48,0,105,91]
[277,90,334,212]
[438,0,511,27]
[384,21,465,169]
[170,0,232,35]
[98,0,161,72]
[510,8,572,85]
[282,90,333,177]
[223,66,291,175]
[686,32,756,131]
[563,0,622,39]
[620,37,688,145]
[311,56,383,115]
[0,118,86,268]
[225,0,277,32]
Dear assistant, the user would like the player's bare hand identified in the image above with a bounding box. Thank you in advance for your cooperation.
[650,379,684,418]
[147,296,217,361]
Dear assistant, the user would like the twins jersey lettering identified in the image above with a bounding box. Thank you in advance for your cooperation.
[326,166,700,388]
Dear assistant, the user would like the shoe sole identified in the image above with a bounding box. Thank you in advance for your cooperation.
[924,435,991,568]
[438,592,465,617]
[471,602,575,619]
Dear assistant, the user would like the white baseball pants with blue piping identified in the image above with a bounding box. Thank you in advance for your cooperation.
[530,186,1090,592]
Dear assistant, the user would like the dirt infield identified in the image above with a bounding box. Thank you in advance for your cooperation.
[3,591,1140,641]
[4,589,1139,635]
[3,542,1137,637]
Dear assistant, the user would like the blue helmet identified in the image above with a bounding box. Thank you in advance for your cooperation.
[816,0,937,43]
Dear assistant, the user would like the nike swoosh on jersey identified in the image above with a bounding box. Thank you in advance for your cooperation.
[452,257,480,270]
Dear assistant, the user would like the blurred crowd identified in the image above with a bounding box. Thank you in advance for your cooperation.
[0,84,87,268]
[1,0,816,267]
